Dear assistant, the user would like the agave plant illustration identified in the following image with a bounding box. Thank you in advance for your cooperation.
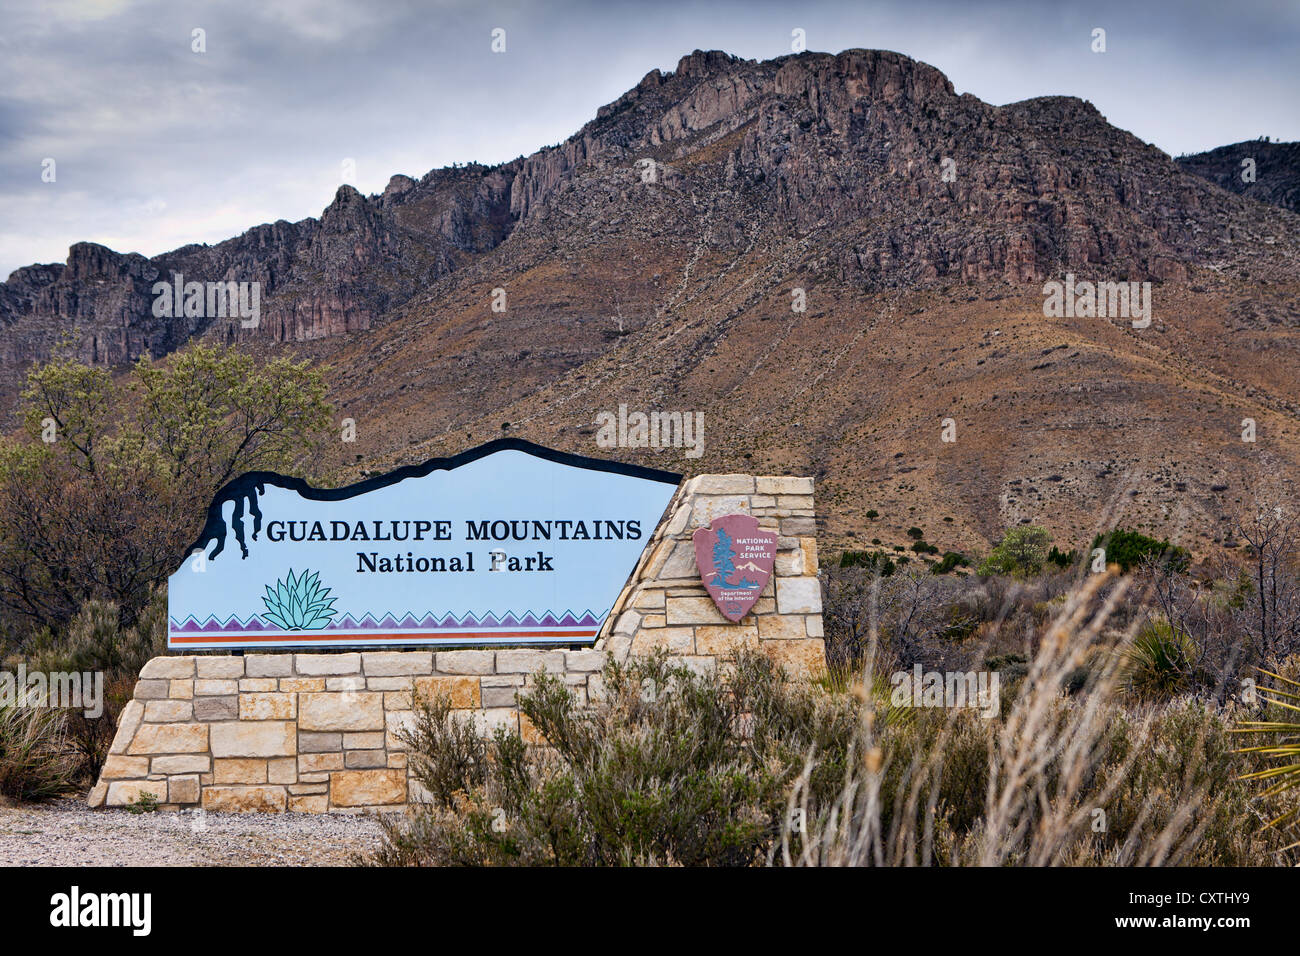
[261,569,337,631]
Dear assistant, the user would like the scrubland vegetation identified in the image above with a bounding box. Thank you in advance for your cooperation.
[373,516,1300,866]
[1,350,1298,868]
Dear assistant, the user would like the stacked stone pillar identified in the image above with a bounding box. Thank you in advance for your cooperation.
[601,473,825,676]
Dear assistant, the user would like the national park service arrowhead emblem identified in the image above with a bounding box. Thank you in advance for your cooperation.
[693,514,777,622]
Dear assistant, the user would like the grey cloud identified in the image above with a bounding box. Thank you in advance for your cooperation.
[1,0,1295,279]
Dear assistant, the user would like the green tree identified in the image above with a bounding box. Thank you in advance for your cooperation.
[134,345,331,492]
[0,432,185,630]
[0,344,332,637]
[20,359,113,474]
[979,526,1052,577]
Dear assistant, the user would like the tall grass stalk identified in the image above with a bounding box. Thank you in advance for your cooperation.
[782,573,1225,866]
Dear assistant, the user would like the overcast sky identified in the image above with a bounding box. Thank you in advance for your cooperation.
[1,0,1296,280]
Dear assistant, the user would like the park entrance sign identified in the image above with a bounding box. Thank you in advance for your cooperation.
[167,439,681,649]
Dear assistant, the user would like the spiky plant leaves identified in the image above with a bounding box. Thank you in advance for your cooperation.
[1123,618,1196,700]
[261,568,337,630]
[1235,669,1300,829]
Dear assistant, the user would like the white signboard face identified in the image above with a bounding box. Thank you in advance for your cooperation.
[168,441,680,649]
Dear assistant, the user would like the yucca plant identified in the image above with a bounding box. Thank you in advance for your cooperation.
[261,568,337,630]
[1235,669,1300,828]
[1123,618,1196,699]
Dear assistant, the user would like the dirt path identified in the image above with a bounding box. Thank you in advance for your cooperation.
[0,795,385,866]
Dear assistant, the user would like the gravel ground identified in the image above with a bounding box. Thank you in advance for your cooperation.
[0,794,386,866]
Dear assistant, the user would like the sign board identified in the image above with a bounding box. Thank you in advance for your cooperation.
[168,440,680,649]
[693,514,777,622]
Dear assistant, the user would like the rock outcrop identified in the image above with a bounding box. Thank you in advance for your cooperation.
[1177,139,1300,214]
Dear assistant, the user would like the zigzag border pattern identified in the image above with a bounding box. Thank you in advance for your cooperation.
[169,609,604,633]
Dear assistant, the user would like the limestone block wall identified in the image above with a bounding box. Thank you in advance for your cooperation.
[90,474,824,812]
[87,649,598,812]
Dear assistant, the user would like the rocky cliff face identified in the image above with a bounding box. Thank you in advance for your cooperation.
[0,162,518,386]
[1,48,1296,392]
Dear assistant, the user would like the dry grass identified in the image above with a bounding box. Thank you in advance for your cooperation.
[781,572,1295,866]
[0,697,78,802]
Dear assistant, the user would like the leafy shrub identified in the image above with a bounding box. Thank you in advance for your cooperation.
[26,593,167,779]
[1084,699,1280,865]
[931,552,970,575]
[839,550,896,576]
[1046,546,1077,569]
[985,652,1029,683]
[907,527,924,540]
[369,653,858,867]
[372,639,1294,867]
[1092,528,1190,574]
[125,791,161,813]
[978,526,1052,577]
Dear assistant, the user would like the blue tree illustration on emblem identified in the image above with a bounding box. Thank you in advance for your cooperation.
[712,527,736,583]
[261,569,337,630]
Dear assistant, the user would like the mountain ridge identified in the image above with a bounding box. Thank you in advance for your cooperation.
[4,47,1296,385]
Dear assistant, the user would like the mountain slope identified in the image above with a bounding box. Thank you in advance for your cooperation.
[3,48,1298,557]
[1177,140,1300,214]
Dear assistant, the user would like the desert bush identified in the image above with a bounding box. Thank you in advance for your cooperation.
[1093,527,1190,574]
[32,593,167,679]
[369,652,860,866]
[1092,698,1278,866]
[1124,618,1197,700]
[370,577,1294,867]
[930,552,969,575]
[821,566,973,671]
[23,593,167,778]
[978,526,1052,577]
[839,550,895,574]
[1046,545,1077,569]
[783,574,1297,866]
